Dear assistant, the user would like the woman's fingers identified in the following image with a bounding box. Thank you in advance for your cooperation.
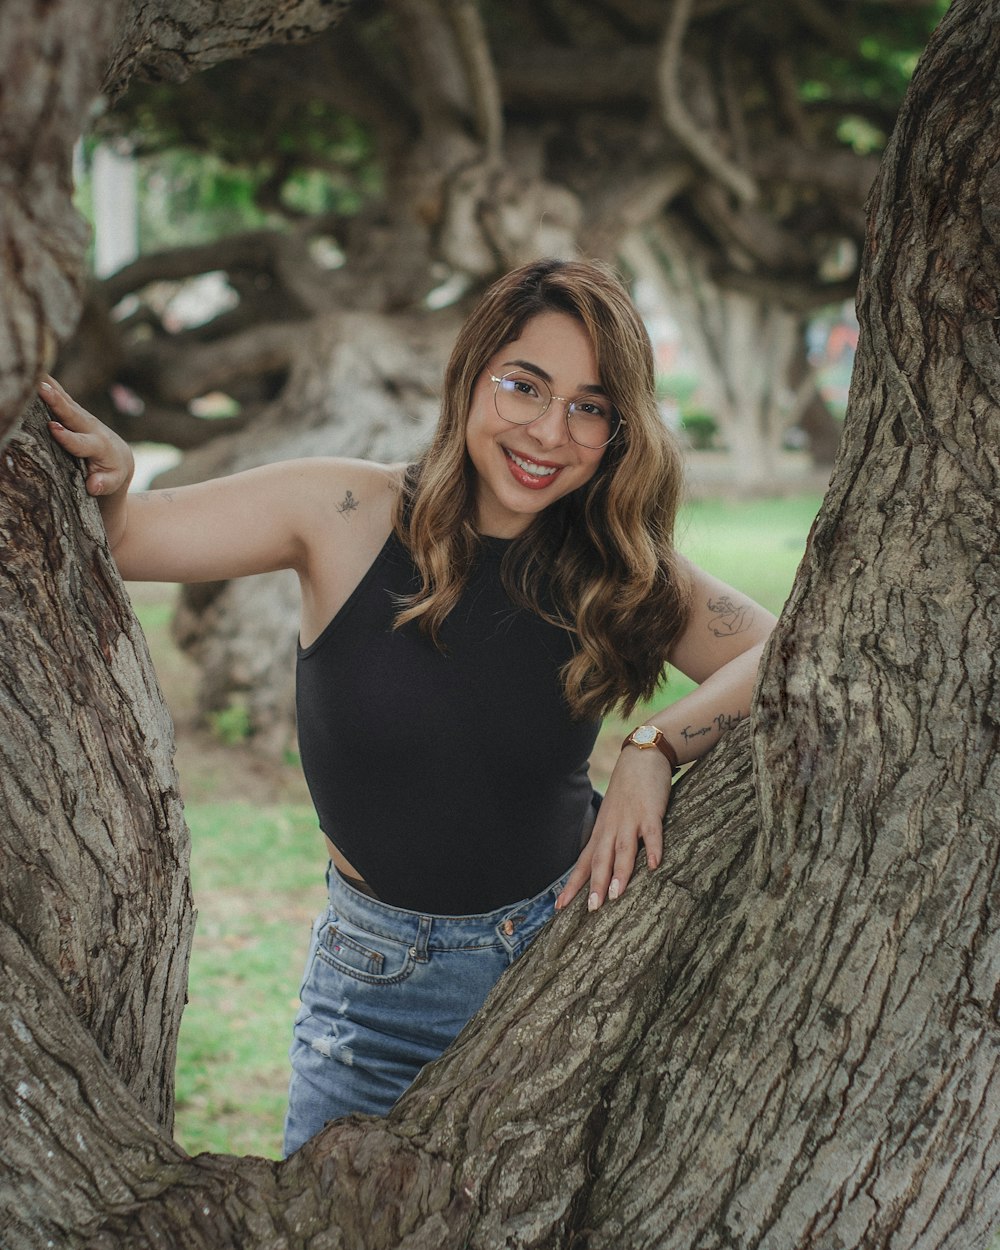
[556,783,674,914]
[39,375,134,497]
[555,823,648,912]
[39,375,88,426]
[555,844,593,911]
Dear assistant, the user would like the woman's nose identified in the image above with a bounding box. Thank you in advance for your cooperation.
[527,399,570,448]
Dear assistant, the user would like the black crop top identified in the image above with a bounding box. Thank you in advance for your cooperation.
[295,531,600,913]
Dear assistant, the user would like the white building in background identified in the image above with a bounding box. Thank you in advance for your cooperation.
[89,144,139,278]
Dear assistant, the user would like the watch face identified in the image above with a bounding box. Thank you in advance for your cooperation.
[633,725,657,746]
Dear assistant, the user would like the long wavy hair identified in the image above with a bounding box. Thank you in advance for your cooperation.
[394,258,691,721]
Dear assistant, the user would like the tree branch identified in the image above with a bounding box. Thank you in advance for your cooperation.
[0,0,119,445]
[440,0,504,160]
[752,138,880,205]
[124,322,302,405]
[656,0,758,203]
[103,0,355,100]
[767,49,810,144]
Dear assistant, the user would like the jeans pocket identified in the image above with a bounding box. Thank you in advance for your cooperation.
[316,920,416,986]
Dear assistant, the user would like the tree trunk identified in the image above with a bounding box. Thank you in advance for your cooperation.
[2,1,999,1248]
[625,226,832,492]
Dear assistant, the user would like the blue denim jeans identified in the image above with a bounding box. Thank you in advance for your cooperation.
[283,864,570,1156]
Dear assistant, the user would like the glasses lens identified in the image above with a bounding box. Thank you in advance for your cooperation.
[567,398,619,448]
[493,371,622,448]
[494,372,550,425]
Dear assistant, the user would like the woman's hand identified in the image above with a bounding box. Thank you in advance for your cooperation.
[38,375,135,500]
[556,746,674,912]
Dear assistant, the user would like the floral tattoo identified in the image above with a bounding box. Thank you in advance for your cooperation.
[337,490,359,518]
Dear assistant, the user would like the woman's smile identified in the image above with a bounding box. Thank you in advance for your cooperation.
[502,446,564,486]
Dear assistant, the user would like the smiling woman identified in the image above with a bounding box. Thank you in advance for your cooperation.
[39,256,776,1155]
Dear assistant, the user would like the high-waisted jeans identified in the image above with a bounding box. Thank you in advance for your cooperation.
[283,863,570,1156]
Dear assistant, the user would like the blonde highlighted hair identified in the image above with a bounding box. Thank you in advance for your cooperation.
[394,258,690,721]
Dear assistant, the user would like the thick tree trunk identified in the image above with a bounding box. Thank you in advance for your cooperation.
[625,227,833,491]
[0,404,193,1130]
[2,2,999,1248]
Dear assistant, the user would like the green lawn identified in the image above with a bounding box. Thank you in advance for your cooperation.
[162,492,823,1159]
[173,804,325,1158]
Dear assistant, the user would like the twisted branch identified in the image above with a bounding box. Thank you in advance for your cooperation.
[656,0,758,203]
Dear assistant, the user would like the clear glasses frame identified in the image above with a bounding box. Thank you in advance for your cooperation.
[489,371,626,449]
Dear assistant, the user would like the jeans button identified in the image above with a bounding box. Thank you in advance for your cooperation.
[501,919,515,937]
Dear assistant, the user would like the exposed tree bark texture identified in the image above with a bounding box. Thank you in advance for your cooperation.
[0,0,121,446]
[0,0,354,448]
[744,5,1000,1243]
[3,1,1000,1248]
[0,403,192,1129]
[1,725,755,1249]
[104,0,354,100]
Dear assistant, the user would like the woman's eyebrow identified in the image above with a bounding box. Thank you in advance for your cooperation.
[499,358,608,395]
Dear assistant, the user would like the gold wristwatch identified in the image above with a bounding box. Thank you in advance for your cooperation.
[622,724,680,773]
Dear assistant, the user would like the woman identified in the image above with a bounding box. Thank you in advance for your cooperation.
[40,258,775,1154]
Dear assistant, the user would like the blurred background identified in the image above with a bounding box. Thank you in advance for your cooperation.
[61,0,946,1158]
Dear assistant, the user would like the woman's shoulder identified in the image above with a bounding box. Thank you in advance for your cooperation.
[277,456,406,529]
[283,455,407,495]
[294,459,412,642]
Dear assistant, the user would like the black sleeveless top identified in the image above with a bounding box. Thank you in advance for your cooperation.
[296,531,600,913]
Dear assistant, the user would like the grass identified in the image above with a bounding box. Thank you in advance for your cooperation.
[173,804,325,1158]
[140,492,824,1159]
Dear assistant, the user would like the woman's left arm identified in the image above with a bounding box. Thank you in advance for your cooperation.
[556,557,777,912]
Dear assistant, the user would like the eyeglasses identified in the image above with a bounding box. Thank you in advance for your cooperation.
[489,371,625,449]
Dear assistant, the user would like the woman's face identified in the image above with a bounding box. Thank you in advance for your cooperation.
[465,311,609,538]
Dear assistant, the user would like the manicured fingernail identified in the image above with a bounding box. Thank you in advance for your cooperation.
[40,381,52,391]
[587,892,599,912]
[608,878,620,900]
[48,420,63,431]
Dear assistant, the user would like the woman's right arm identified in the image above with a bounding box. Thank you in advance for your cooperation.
[38,375,363,586]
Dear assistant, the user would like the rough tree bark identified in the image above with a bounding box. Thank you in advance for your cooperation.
[2,1,999,1248]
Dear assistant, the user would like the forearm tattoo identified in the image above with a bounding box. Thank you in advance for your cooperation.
[337,490,360,518]
[680,709,746,743]
[707,595,754,637]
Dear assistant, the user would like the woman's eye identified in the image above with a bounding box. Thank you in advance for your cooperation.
[573,398,609,418]
[505,376,540,399]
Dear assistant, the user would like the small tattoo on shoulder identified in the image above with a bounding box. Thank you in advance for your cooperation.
[707,595,754,638]
[337,490,359,518]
